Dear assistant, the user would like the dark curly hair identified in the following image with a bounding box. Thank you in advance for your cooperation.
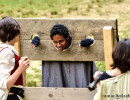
[50,24,69,40]
[0,16,20,42]
[111,38,130,73]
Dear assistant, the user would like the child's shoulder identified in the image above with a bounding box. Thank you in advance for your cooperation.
[0,47,14,56]
[0,43,18,55]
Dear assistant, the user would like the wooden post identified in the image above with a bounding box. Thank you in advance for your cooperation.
[103,26,114,70]
[14,41,26,86]
[14,42,20,56]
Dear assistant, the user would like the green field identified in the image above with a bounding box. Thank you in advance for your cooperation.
[0,0,129,86]
[0,0,129,39]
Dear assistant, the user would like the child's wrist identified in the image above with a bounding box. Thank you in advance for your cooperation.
[17,67,25,73]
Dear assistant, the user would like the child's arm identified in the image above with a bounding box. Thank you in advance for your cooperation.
[94,68,121,80]
[93,68,121,90]
[0,49,30,91]
[106,68,121,77]
[7,57,29,90]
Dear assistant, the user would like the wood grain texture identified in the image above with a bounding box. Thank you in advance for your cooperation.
[20,40,104,61]
[103,26,114,70]
[23,87,96,100]
[15,18,118,61]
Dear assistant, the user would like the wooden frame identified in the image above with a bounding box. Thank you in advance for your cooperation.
[17,18,117,61]
[23,87,96,100]
[103,26,114,70]
[14,18,118,100]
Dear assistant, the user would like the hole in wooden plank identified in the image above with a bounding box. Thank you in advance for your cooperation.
[52,34,72,52]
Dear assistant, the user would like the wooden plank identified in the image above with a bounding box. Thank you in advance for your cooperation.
[15,18,117,61]
[14,42,20,56]
[20,40,104,61]
[20,30,117,61]
[103,26,114,70]
[16,18,117,40]
[113,30,118,46]
[23,87,96,100]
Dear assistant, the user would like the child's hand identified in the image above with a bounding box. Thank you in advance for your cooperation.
[31,43,36,48]
[31,34,40,48]
[19,57,30,71]
[93,71,103,80]
[79,44,83,49]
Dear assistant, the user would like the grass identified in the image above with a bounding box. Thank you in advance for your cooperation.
[96,61,105,71]
[26,60,42,87]
[0,0,81,18]
[0,0,129,86]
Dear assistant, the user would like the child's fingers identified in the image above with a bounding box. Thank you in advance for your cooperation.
[23,59,30,65]
[79,44,82,49]
[21,57,28,61]
[22,60,30,68]
[31,44,36,48]
[93,71,103,80]
[25,61,30,67]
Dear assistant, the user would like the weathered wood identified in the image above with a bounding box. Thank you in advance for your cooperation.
[23,87,96,100]
[103,26,114,70]
[16,18,117,40]
[20,40,104,61]
[14,42,20,56]
[13,19,118,99]
[15,18,118,61]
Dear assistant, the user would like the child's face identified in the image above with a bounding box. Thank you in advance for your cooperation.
[14,34,20,42]
[52,34,68,51]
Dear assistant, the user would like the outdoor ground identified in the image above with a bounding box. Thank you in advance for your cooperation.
[0,0,129,86]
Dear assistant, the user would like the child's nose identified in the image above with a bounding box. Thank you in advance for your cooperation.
[57,43,61,47]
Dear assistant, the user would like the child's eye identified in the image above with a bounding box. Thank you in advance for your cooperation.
[53,41,58,44]
[59,40,64,43]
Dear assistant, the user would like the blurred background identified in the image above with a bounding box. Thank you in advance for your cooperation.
[0,0,129,87]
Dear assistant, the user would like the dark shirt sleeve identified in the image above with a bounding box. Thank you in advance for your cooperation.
[99,71,112,80]
[31,36,40,47]
[80,36,94,47]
